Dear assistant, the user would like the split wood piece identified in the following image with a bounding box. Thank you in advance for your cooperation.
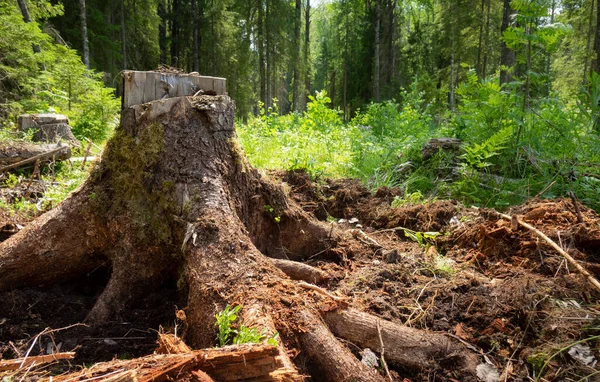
[121,70,226,108]
[270,258,330,284]
[48,344,301,382]
[0,142,70,171]
[323,308,479,373]
[0,352,75,371]
[500,212,600,293]
[156,332,192,354]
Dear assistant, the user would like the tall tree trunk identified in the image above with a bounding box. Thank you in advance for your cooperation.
[500,0,515,85]
[16,0,41,55]
[373,0,381,102]
[330,70,336,108]
[79,0,90,68]
[343,0,348,120]
[594,0,600,74]
[482,0,491,79]
[120,0,127,69]
[304,0,311,107]
[266,0,272,110]
[545,0,556,95]
[293,0,302,112]
[192,0,200,72]
[158,0,167,65]
[476,0,485,78]
[583,0,595,83]
[258,0,266,112]
[171,0,180,67]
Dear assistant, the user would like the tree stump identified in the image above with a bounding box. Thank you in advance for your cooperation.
[0,75,479,381]
[18,114,80,146]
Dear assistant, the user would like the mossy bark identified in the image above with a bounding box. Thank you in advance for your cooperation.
[0,95,478,381]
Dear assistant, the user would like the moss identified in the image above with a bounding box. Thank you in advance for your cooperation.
[92,121,175,246]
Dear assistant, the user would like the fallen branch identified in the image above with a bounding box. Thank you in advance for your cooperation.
[499,212,600,293]
[298,281,347,302]
[0,145,70,173]
[376,320,393,382]
[0,352,75,371]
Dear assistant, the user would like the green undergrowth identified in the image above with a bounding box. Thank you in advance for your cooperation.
[215,305,278,347]
[238,76,600,213]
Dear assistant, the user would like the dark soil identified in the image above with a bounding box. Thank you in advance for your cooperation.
[2,169,600,381]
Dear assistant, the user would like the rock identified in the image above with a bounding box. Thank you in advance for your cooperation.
[360,348,379,368]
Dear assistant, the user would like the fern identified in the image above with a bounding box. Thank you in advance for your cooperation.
[461,127,513,170]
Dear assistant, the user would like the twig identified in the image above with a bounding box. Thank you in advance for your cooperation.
[81,139,94,170]
[376,320,393,382]
[24,159,39,196]
[534,180,556,199]
[297,281,347,302]
[568,191,584,224]
[499,212,600,292]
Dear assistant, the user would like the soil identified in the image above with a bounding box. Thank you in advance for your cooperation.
[2,169,600,381]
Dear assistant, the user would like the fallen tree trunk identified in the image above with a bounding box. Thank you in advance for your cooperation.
[0,142,70,170]
[0,75,479,380]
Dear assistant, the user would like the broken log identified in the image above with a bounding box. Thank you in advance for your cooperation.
[0,352,75,372]
[0,142,70,172]
[47,344,301,382]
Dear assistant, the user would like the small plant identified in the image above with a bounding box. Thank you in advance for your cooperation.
[215,305,279,347]
[215,305,241,347]
[391,191,424,208]
[3,173,19,188]
[404,229,441,247]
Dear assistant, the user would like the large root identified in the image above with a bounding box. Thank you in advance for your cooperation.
[0,93,478,381]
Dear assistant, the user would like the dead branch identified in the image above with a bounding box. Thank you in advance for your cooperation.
[500,212,600,292]
[0,352,75,371]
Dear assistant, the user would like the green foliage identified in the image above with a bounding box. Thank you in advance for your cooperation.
[0,2,119,141]
[215,305,278,347]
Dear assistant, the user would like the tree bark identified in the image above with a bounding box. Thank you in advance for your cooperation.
[158,0,167,65]
[120,0,127,69]
[16,0,41,55]
[595,0,600,74]
[304,0,311,107]
[0,78,479,380]
[373,0,381,102]
[293,0,302,112]
[79,0,90,68]
[258,0,266,111]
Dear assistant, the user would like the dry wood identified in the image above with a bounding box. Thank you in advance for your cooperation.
[270,258,330,284]
[500,212,600,292]
[0,352,75,371]
[48,344,301,382]
[376,320,393,382]
[0,144,70,173]
[81,139,93,170]
[121,71,226,108]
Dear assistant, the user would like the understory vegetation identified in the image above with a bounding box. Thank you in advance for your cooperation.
[239,76,600,212]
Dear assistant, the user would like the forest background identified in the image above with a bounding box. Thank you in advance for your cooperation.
[2,0,600,213]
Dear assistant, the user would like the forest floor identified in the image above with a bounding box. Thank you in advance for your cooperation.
[1,169,600,381]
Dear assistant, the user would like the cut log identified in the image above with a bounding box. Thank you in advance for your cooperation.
[121,70,226,108]
[0,142,70,171]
